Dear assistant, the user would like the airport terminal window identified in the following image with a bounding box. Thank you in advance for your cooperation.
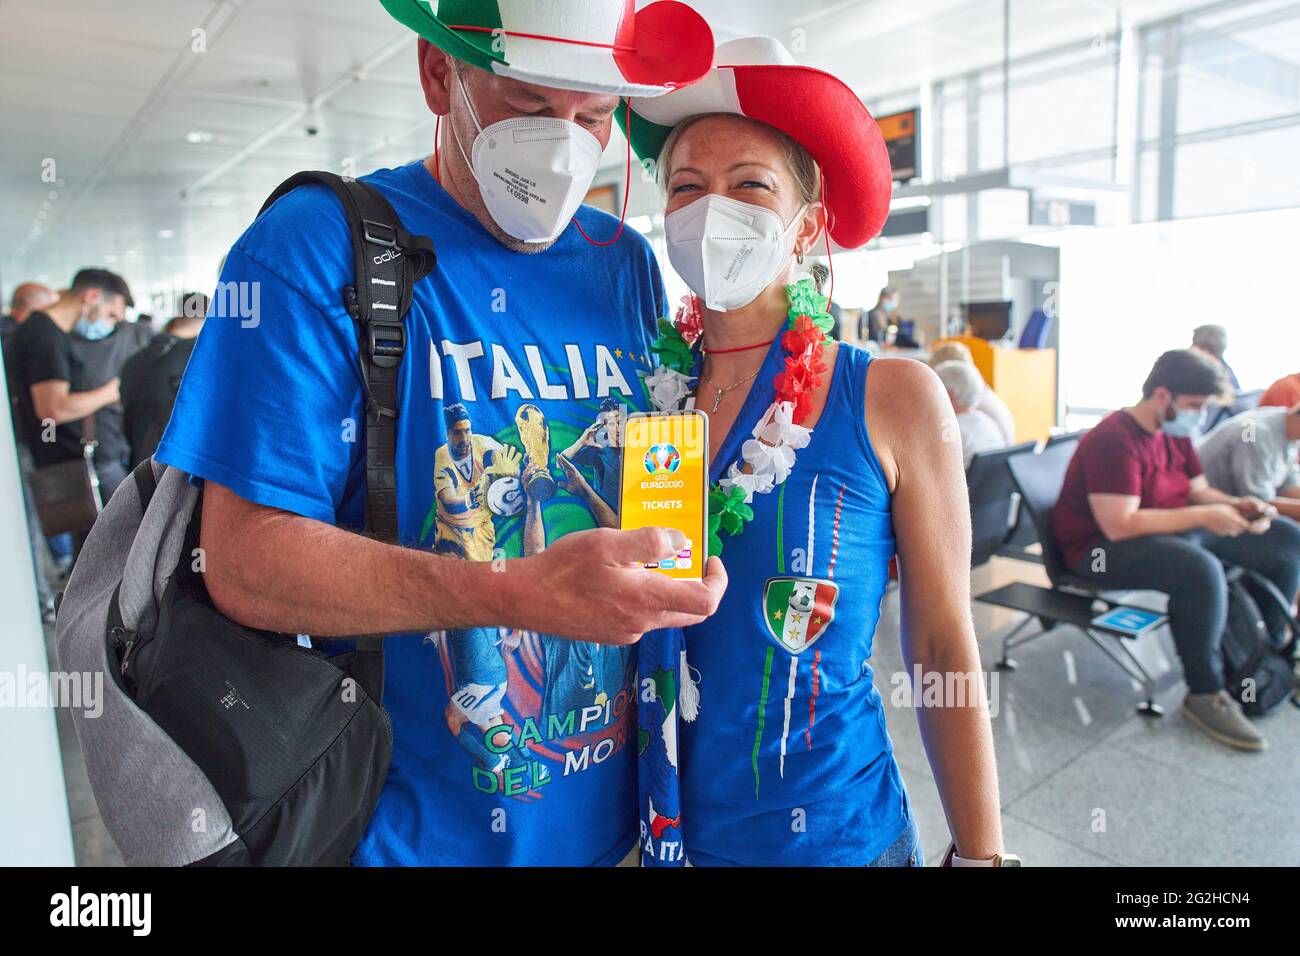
[1174,124,1300,217]
[1135,0,1300,222]
[866,0,1300,231]
[977,189,1031,241]
[1137,42,1167,143]
[1136,149,1161,222]
[1177,31,1300,135]
[978,74,1007,169]
[1058,205,1300,417]
[1006,47,1118,166]
[937,85,969,180]
[941,195,969,244]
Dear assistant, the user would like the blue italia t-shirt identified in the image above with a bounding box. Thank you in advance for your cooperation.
[157,161,664,865]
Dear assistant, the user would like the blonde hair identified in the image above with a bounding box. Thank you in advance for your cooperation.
[929,341,974,369]
[657,113,821,206]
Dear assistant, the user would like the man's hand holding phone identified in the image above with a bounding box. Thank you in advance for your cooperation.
[495,409,726,644]
[509,527,727,645]
[619,410,710,580]
[1234,495,1277,533]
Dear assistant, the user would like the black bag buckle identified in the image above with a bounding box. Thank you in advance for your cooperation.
[366,320,406,368]
[362,220,399,248]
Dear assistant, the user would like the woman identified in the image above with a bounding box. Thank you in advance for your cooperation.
[860,287,900,345]
[626,37,1010,866]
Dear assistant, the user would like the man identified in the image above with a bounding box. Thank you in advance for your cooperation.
[429,401,533,778]
[1198,403,1300,522]
[1,282,58,338]
[933,360,1007,468]
[431,403,516,561]
[68,292,153,500]
[1190,324,1242,434]
[2,281,59,619]
[155,0,723,866]
[1191,324,1240,391]
[7,269,129,491]
[2,282,59,428]
[519,452,630,724]
[559,396,623,510]
[120,292,209,468]
[1053,349,1300,751]
[435,448,627,791]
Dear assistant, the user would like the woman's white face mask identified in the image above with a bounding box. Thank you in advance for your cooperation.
[450,69,603,244]
[665,193,807,312]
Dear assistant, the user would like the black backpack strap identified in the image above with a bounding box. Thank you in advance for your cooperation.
[259,172,437,702]
[1236,567,1300,657]
[132,457,159,514]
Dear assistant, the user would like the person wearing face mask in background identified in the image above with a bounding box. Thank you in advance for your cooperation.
[67,281,154,502]
[625,36,1010,867]
[153,0,725,866]
[859,286,901,345]
[7,269,133,513]
[1053,349,1300,752]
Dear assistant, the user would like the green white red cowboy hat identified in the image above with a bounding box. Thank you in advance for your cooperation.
[378,0,714,98]
[624,36,895,251]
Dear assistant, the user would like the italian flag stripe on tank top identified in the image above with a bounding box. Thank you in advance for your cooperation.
[638,278,848,863]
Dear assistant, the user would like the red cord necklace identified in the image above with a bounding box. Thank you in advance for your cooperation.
[702,338,776,355]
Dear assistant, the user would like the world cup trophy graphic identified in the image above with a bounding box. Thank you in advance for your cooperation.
[515,404,556,501]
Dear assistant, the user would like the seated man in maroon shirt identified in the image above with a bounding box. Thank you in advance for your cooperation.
[1054,349,1300,752]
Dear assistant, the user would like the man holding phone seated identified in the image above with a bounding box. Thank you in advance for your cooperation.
[1197,403,1300,524]
[1054,349,1300,752]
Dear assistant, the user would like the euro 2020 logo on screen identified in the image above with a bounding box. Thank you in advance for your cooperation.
[643,443,682,476]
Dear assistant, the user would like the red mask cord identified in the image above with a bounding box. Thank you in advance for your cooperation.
[573,99,633,247]
[434,114,441,184]
[820,166,835,305]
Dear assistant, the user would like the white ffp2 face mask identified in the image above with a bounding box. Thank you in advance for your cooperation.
[451,70,603,245]
[665,194,805,312]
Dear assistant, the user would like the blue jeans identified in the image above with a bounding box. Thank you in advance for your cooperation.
[1072,517,1300,693]
[867,818,924,867]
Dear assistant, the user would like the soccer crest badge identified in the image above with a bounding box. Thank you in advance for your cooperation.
[763,577,839,654]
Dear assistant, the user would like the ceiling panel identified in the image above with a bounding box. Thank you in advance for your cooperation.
[0,0,1246,301]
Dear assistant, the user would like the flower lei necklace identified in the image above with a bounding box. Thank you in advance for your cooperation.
[646,277,834,556]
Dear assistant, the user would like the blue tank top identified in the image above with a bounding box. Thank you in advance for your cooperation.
[637,342,910,866]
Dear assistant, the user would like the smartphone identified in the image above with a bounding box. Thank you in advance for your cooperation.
[619,410,709,580]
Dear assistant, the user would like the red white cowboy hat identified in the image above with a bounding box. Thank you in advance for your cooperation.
[624,36,894,250]
[378,0,714,98]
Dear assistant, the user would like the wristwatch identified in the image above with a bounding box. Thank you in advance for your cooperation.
[941,842,1022,867]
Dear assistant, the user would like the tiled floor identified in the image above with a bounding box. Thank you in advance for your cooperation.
[880,558,1300,866]
[50,556,1300,867]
